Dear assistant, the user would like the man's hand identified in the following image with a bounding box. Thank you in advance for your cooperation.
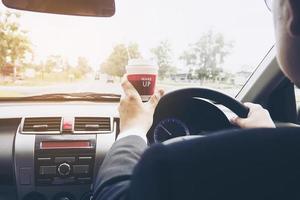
[231,102,275,128]
[118,76,164,138]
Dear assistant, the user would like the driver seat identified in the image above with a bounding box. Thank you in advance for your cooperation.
[129,128,300,200]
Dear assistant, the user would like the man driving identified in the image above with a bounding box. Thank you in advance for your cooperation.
[93,0,300,199]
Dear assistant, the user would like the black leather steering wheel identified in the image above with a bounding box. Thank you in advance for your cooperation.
[160,88,249,118]
[147,88,249,144]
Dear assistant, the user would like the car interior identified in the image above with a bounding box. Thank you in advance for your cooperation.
[1,0,300,200]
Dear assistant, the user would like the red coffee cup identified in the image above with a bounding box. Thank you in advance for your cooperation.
[126,59,159,102]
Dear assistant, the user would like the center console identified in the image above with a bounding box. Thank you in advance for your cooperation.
[14,117,118,200]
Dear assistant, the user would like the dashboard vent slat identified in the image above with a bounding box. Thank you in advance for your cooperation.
[22,117,62,134]
[74,117,111,133]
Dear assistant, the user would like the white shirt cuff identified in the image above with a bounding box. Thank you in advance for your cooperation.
[116,129,148,143]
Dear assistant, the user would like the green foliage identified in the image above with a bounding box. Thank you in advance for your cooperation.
[43,55,63,73]
[38,55,91,80]
[0,11,31,71]
[76,56,92,75]
[151,40,176,80]
[180,30,233,80]
[101,43,141,77]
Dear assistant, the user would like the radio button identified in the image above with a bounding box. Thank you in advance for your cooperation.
[55,157,75,164]
[73,165,89,174]
[37,157,51,162]
[77,177,91,184]
[58,163,71,176]
[78,156,92,161]
[39,166,57,175]
[53,176,75,185]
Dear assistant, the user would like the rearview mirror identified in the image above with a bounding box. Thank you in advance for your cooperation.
[2,0,115,17]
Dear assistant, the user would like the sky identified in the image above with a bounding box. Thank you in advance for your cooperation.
[0,0,275,73]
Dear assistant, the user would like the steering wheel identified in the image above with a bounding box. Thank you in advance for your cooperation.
[147,88,249,144]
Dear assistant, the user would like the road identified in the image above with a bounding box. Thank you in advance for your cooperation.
[0,80,123,96]
[0,79,239,97]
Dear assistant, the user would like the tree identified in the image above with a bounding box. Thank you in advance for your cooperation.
[127,43,141,60]
[76,56,92,75]
[43,55,64,73]
[151,40,175,80]
[0,11,31,78]
[101,43,141,77]
[180,30,233,81]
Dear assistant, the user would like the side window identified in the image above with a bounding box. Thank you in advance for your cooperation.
[295,86,300,122]
[295,86,300,106]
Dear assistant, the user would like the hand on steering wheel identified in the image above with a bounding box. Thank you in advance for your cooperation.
[147,88,250,144]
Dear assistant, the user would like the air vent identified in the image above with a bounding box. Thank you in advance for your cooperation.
[22,117,62,134]
[74,117,111,133]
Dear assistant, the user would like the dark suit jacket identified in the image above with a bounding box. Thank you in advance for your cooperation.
[93,128,300,200]
[93,135,147,200]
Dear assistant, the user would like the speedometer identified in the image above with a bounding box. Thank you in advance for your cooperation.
[153,118,190,143]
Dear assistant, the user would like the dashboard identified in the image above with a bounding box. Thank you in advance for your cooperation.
[0,101,235,200]
[0,102,120,200]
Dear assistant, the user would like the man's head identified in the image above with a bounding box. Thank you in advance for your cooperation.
[272,0,300,87]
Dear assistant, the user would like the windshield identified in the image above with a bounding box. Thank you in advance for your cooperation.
[0,0,274,98]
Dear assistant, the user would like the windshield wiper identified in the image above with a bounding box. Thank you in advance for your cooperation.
[0,92,121,102]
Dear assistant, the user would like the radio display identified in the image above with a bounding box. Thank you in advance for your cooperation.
[40,141,91,149]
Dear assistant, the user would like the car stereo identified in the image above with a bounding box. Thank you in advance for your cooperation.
[34,135,96,186]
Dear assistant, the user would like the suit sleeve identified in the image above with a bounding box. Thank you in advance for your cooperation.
[93,135,148,200]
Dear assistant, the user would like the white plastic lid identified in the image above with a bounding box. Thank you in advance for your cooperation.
[126,59,159,74]
[127,59,158,68]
